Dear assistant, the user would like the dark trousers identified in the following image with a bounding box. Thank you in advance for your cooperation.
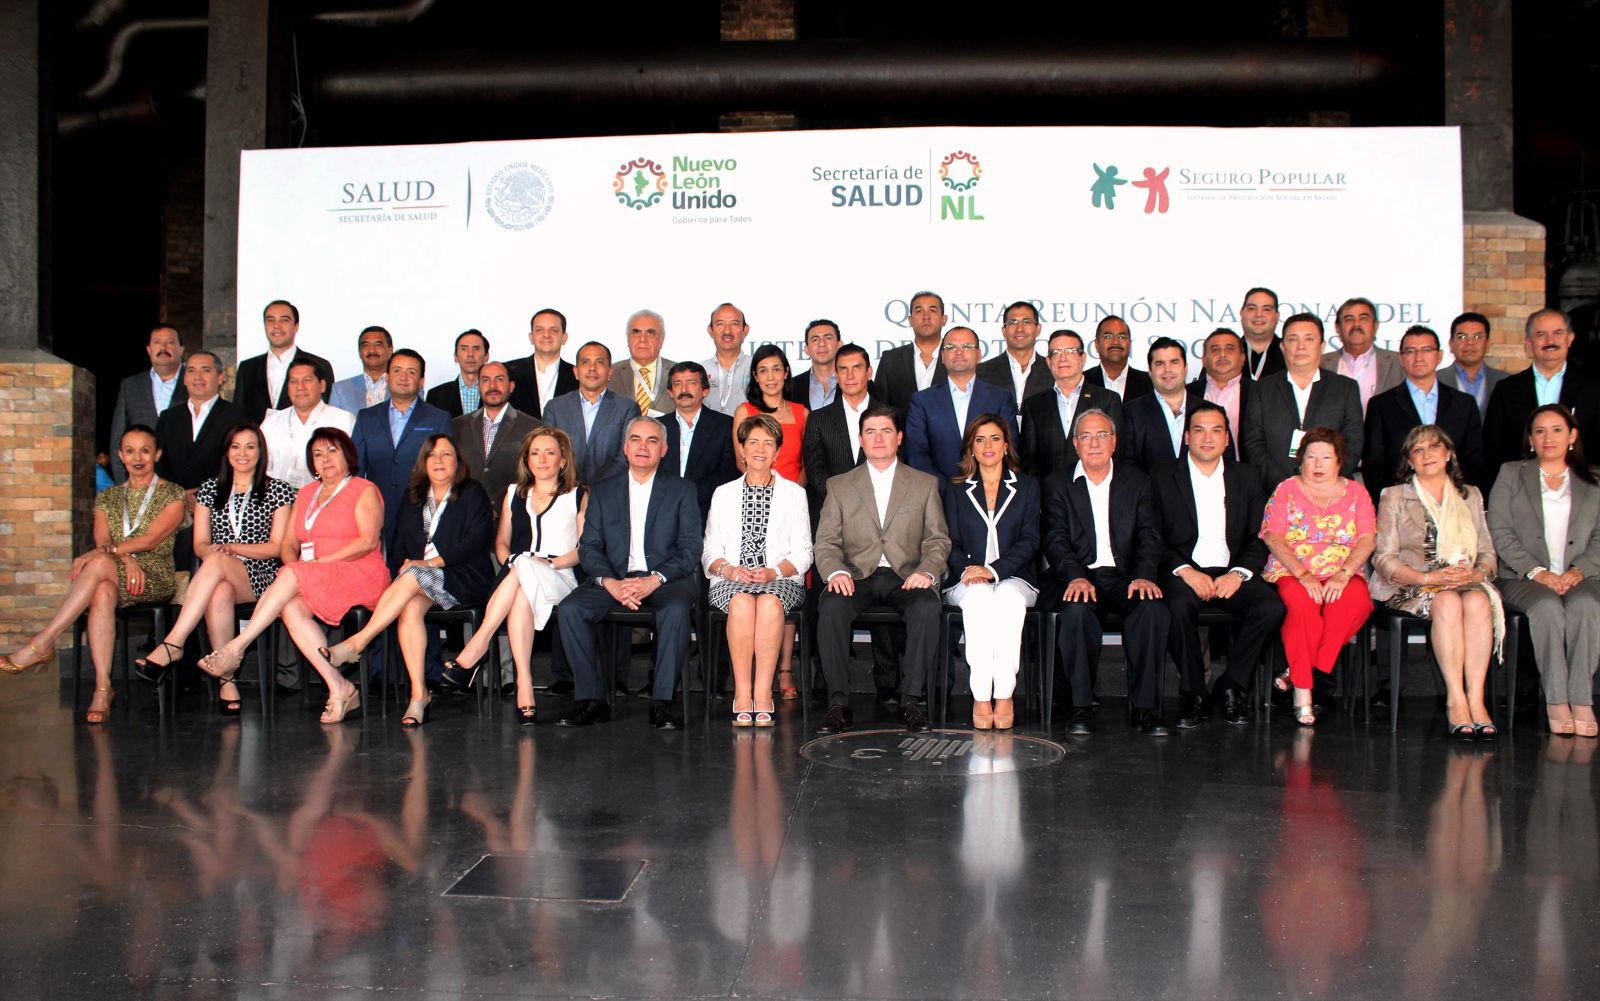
[558,576,696,702]
[816,568,941,706]
[805,575,901,690]
[1162,570,1285,693]
[1054,567,1171,711]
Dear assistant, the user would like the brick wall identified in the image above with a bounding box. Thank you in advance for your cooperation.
[161,152,205,341]
[719,0,797,132]
[1464,210,1547,373]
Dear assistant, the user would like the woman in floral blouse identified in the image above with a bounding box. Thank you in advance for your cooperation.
[1259,427,1377,726]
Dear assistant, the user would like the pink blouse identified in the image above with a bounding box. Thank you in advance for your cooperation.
[1259,477,1376,583]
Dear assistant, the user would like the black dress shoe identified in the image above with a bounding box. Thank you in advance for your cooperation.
[816,704,853,734]
[1370,686,1392,710]
[556,700,611,727]
[1066,708,1094,735]
[899,702,929,733]
[876,686,900,709]
[439,660,479,691]
[1175,692,1205,729]
[546,679,575,697]
[1211,679,1249,726]
[649,700,678,730]
[1135,710,1171,736]
[614,679,631,698]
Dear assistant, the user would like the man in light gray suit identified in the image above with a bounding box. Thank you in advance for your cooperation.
[607,309,676,417]
[1245,312,1364,485]
[108,323,188,481]
[544,341,642,486]
[1435,311,1508,417]
[451,361,541,510]
[329,325,393,415]
[1322,296,1403,415]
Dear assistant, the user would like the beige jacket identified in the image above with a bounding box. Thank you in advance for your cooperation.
[813,461,950,582]
[1370,480,1496,602]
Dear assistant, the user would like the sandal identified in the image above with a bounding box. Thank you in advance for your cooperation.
[319,642,361,669]
[1273,669,1292,694]
[1473,720,1498,741]
[731,707,754,728]
[517,704,538,727]
[85,686,115,725]
[1547,708,1577,736]
[400,697,431,728]
[320,687,361,724]
[135,640,186,683]
[777,670,799,701]
[0,641,56,676]
[218,679,243,718]
[1292,704,1316,728]
[1576,719,1599,739]
[198,646,243,681]
[754,705,775,728]
[1449,722,1478,742]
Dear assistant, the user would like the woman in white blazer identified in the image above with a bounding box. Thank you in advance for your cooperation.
[703,414,814,726]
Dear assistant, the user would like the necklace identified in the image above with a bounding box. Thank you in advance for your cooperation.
[1302,478,1342,511]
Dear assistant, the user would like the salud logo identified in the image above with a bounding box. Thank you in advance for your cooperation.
[613,157,667,210]
[938,149,985,221]
[485,162,555,230]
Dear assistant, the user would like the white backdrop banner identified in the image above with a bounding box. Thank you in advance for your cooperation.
[237,126,1463,383]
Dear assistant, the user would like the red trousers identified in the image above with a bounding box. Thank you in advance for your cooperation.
[1275,576,1372,690]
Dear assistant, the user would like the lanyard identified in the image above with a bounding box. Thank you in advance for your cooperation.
[423,495,450,560]
[303,476,351,534]
[226,489,248,541]
[1248,343,1271,381]
[122,476,161,537]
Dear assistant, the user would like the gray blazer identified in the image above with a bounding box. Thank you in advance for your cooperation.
[1370,481,1495,602]
[1321,347,1405,402]
[108,369,187,480]
[1436,363,1508,417]
[540,388,641,487]
[329,374,382,416]
[1241,370,1365,486]
[607,357,677,416]
[813,462,950,583]
[1486,460,1600,580]
[452,404,542,512]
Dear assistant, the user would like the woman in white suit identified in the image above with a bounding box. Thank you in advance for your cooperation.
[704,414,813,727]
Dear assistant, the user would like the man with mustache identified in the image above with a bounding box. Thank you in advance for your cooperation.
[700,303,754,417]
[661,361,737,525]
[1485,307,1600,470]
[109,323,188,481]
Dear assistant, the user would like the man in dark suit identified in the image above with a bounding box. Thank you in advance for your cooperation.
[110,323,188,480]
[1041,408,1171,736]
[1124,337,1203,471]
[1364,325,1485,500]
[1436,311,1508,417]
[1083,315,1154,401]
[506,308,578,419]
[1241,286,1286,382]
[557,416,702,730]
[235,299,335,420]
[451,361,541,510]
[876,290,947,419]
[1153,402,1284,728]
[976,301,1052,410]
[424,329,489,418]
[1484,307,1600,471]
[786,319,845,411]
[661,361,737,523]
[1191,327,1250,462]
[543,341,642,487]
[155,350,249,570]
[351,348,451,547]
[905,327,1018,480]
[1242,313,1364,486]
[1020,329,1126,477]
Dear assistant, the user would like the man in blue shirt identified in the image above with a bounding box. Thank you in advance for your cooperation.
[1484,307,1600,470]
[1364,325,1484,499]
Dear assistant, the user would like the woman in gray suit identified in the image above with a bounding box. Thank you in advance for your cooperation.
[1487,404,1600,737]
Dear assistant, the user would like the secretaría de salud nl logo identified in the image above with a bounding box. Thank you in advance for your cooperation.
[485,162,555,230]
[613,158,667,210]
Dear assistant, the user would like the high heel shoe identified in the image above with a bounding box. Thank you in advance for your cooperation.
[0,641,56,676]
[731,707,754,728]
[1575,718,1599,738]
[1547,708,1576,736]
[198,646,243,681]
[320,687,361,724]
[135,640,186,683]
[972,700,993,730]
[319,642,361,669]
[400,697,431,728]
[85,686,115,724]
[517,704,538,727]
[777,670,799,701]
[218,679,243,718]
[440,658,481,691]
[754,705,775,728]
[992,698,1015,730]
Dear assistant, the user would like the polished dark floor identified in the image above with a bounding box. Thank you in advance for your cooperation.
[2,658,1598,1001]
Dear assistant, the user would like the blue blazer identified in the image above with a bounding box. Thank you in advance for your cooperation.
[905,380,1019,481]
[329,375,375,416]
[541,389,641,487]
[390,479,497,604]
[351,398,452,544]
[578,470,702,585]
[941,471,1040,588]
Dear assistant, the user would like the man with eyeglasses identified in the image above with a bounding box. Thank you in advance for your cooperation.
[1484,307,1600,470]
[977,301,1053,410]
[906,327,1018,480]
[786,319,846,411]
[1084,315,1154,401]
[1020,329,1125,477]
[1363,325,1484,500]
[877,290,948,421]
[1436,311,1507,417]
[1322,296,1404,415]
[1042,409,1171,736]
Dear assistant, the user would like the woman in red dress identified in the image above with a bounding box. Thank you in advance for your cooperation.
[734,344,808,487]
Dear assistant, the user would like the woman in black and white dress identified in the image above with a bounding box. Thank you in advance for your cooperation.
[703,414,812,726]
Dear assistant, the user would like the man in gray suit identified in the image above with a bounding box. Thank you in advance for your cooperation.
[813,404,951,735]
[108,323,188,480]
[1436,311,1508,417]
[452,361,541,510]
[544,341,642,486]
[1322,296,1404,415]
[329,325,393,415]
[1244,312,1364,485]
[608,309,675,417]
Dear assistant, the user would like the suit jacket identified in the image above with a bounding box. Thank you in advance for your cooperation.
[1436,363,1508,416]
[425,379,476,419]
[1363,380,1485,500]
[1149,456,1271,576]
[329,374,382,416]
[390,479,497,603]
[784,370,861,410]
[813,462,950,582]
[1018,382,1126,478]
[1041,462,1164,584]
[976,352,1053,409]
[662,406,738,522]
[154,397,250,489]
[1370,481,1495,602]
[941,471,1040,588]
[505,356,577,419]
[541,389,641,487]
[110,369,188,480]
[1188,373,1248,463]
[1123,390,1206,472]
[1084,364,1155,401]
[1321,347,1405,402]
[235,348,335,421]
[607,357,676,416]
[1245,337,1286,381]
[1241,371,1364,485]
[875,343,946,419]
[578,470,702,584]
[452,404,542,512]
[800,393,883,525]
[904,379,1019,480]
[351,398,452,544]
[1483,364,1600,472]
[1487,460,1600,580]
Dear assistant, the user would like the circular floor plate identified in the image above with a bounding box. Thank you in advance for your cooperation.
[801,728,1066,777]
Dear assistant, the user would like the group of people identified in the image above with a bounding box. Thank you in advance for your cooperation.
[4,289,1600,741]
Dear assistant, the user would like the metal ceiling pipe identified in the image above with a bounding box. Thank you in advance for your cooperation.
[306,0,438,29]
[80,17,207,101]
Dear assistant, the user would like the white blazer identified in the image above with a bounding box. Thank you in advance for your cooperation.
[702,471,814,581]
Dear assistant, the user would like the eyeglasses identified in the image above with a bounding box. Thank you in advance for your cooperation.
[941,343,979,353]
[1074,431,1114,443]
[1398,347,1439,356]
[1098,332,1131,342]
[1002,318,1038,328]
[1048,347,1085,358]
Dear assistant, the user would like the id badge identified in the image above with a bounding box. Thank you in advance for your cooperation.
[1288,428,1306,459]
[300,542,315,562]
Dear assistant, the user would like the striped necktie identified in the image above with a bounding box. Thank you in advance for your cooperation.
[635,364,653,414]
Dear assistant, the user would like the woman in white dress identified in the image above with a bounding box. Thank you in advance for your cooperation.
[441,427,587,725]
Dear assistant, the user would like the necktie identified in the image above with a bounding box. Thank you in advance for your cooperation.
[635,365,653,414]
[483,413,498,460]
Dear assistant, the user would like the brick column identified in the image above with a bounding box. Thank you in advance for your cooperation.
[719,0,797,132]
[1463,210,1546,373]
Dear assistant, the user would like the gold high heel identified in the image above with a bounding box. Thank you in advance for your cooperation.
[992,698,1015,730]
[0,641,56,676]
[85,686,115,724]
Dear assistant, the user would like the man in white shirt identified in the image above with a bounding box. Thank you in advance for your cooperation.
[1123,336,1202,471]
[329,325,392,415]
[235,299,335,420]
[505,308,579,419]
[1084,315,1154,400]
[1322,295,1403,413]
[1151,402,1283,727]
[608,309,676,417]
[109,323,188,480]
[700,302,753,416]
[876,290,949,418]
[976,300,1052,410]
[262,360,355,487]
